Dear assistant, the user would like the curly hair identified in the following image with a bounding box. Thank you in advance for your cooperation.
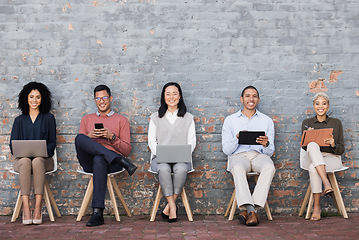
[158,82,187,118]
[313,92,330,104]
[18,82,52,114]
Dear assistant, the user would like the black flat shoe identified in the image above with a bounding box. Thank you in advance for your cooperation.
[168,217,177,223]
[161,212,169,220]
[166,206,178,222]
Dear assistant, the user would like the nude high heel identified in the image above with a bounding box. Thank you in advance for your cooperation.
[22,212,32,225]
[32,211,42,225]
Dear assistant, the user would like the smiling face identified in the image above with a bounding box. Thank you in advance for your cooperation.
[313,96,329,117]
[94,90,113,115]
[164,85,180,110]
[240,88,259,111]
[28,89,42,112]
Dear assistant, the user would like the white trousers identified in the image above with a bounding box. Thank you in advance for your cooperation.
[229,151,275,208]
[306,142,343,193]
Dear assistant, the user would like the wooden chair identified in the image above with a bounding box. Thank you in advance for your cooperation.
[150,185,193,221]
[10,149,61,222]
[148,152,194,222]
[298,148,349,219]
[76,168,132,222]
[225,172,273,221]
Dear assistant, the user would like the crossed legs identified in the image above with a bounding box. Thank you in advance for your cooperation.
[306,142,340,220]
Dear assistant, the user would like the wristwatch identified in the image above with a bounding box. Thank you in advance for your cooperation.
[111,134,116,141]
[265,141,270,147]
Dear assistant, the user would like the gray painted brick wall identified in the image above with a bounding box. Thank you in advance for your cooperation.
[1,0,358,216]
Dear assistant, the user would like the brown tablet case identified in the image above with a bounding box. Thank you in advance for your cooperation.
[300,128,333,147]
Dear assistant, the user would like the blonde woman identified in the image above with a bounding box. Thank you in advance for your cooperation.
[301,92,345,221]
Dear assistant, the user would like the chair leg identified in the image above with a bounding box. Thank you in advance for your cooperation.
[150,185,162,221]
[107,177,120,221]
[328,173,348,218]
[181,187,193,222]
[228,197,237,221]
[11,190,22,222]
[264,201,273,221]
[225,190,236,218]
[43,184,55,222]
[77,177,94,221]
[110,177,132,217]
[299,183,311,217]
[305,192,314,220]
[44,180,61,218]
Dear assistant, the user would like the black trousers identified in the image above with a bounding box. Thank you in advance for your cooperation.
[75,134,124,208]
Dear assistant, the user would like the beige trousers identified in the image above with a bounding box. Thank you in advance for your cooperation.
[13,157,54,195]
[306,142,343,193]
[229,151,275,208]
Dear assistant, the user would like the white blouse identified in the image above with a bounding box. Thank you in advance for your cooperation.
[148,109,196,156]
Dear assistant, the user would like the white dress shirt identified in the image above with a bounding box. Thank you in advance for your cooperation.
[148,109,196,156]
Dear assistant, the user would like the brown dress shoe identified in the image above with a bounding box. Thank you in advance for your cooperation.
[246,211,259,226]
[237,210,247,225]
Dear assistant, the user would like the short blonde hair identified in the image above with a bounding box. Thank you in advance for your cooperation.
[313,92,330,104]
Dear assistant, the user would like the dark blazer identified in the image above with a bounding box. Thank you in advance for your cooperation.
[10,113,57,157]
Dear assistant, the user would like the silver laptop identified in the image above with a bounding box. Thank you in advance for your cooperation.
[12,140,48,158]
[156,144,191,163]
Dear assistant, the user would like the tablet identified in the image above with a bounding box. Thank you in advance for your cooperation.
[300,128,333,147]
[238,131,265,145]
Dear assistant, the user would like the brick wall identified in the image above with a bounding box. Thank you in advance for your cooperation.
[1,1,358,216]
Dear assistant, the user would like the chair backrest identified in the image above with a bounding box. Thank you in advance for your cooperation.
[46,149,58,174]
[299,148,348,173]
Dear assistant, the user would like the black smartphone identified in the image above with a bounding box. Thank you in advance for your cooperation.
[95,123,104,129]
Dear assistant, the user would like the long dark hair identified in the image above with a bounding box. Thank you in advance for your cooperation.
[18,82,52,115]
[158,82,187,118]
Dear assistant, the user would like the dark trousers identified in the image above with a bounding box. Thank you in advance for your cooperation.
[75,134,124,208]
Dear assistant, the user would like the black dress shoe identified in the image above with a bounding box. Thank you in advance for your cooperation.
[86,208,104,227]
[117,157,137,176]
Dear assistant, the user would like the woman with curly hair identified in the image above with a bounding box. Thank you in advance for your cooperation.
[10,82,56,225]
[301,92,345,221]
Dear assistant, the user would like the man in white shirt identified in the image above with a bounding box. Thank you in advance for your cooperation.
[222,86,275,226]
